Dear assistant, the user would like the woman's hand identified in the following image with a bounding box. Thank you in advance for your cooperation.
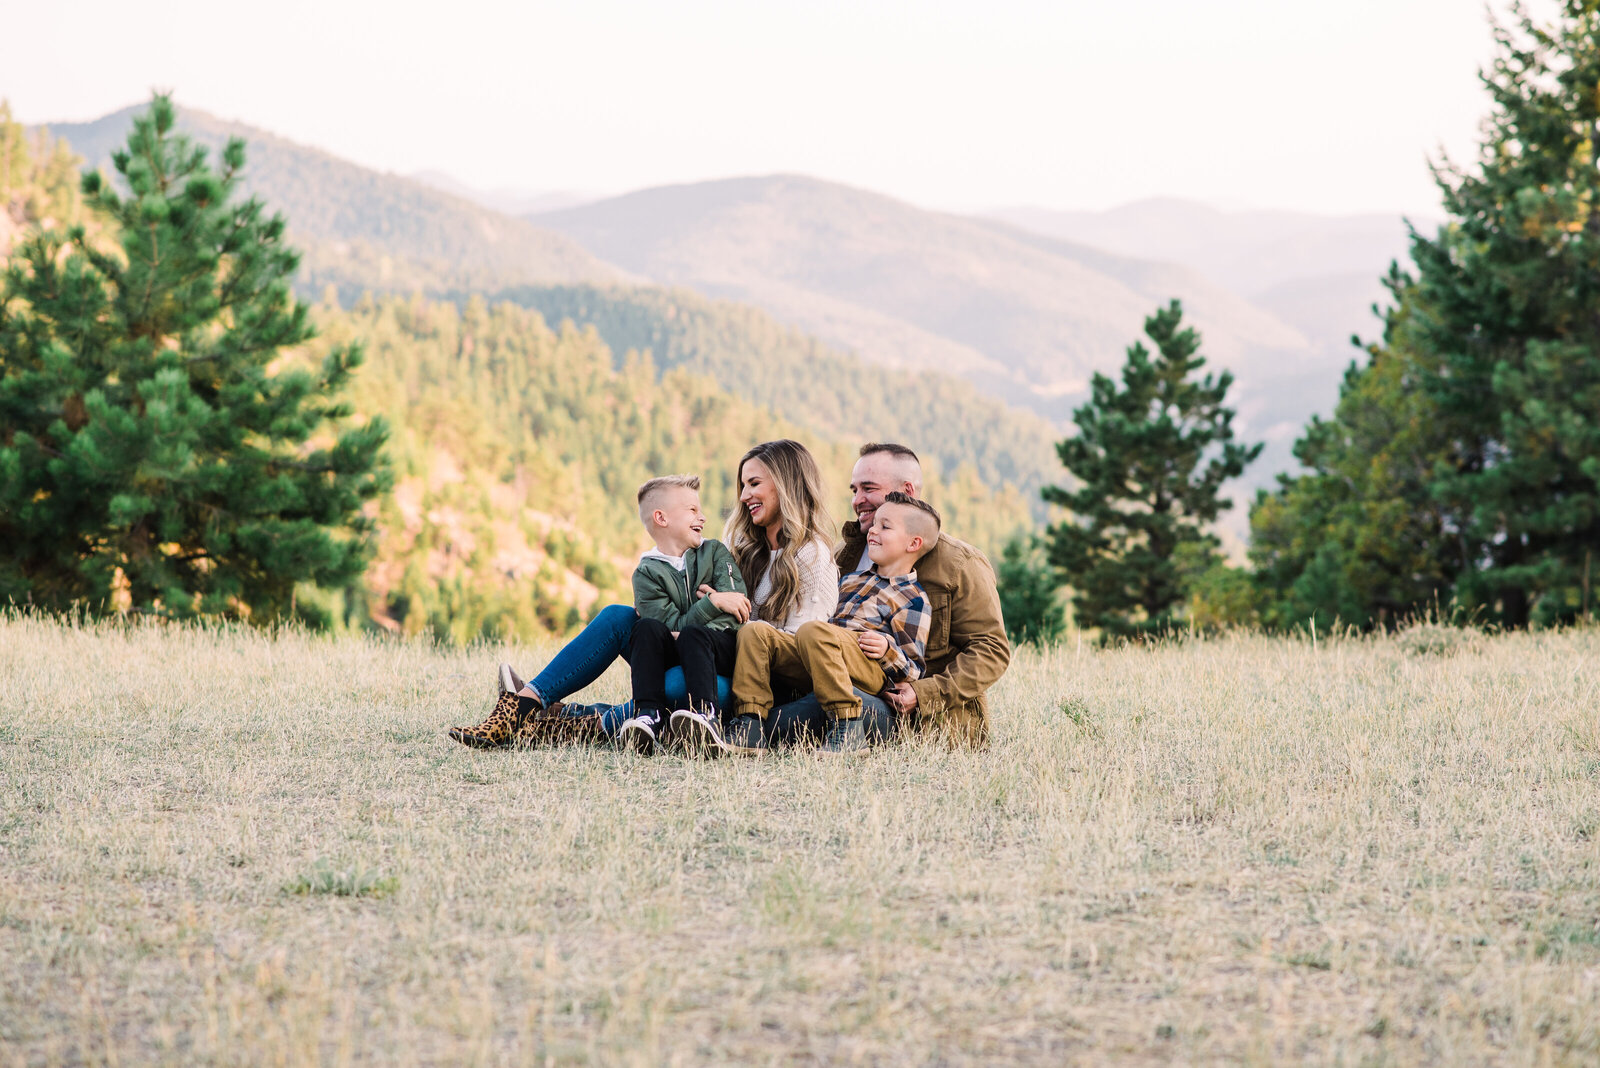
[857,631,889,658]
[706,590,752,622]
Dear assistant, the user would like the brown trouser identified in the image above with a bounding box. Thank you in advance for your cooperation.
[733,621,888,721]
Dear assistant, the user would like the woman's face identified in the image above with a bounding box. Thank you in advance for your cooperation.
[739,457,781,528]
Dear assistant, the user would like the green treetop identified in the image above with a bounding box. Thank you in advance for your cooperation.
[1044,300,1260,639]
[0,95,389,620]
[1255,2,1600,630]
[1402,1,1600,626]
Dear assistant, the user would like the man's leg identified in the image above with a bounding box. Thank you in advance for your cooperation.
[794,622,887,721]
[769,689,898,747]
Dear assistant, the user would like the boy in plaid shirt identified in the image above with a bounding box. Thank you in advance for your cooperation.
[729,492,938,756]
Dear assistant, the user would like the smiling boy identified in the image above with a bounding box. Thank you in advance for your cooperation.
[616,475,750,754]
[728,491,938,756]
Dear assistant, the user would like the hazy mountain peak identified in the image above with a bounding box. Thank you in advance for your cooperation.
[39,101,628,289]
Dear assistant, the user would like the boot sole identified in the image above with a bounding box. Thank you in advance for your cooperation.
[669,711,727,759]
[616,721,656,756]
[447,728,510,750]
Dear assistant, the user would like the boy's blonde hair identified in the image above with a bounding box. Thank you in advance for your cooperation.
[637,474,701,524]
[881,491,941,558]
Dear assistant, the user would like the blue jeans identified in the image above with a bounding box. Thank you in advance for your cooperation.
[766,689,898,746]
[528,603,638,710]
[525,604,732,736]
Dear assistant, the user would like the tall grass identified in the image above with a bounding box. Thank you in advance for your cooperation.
[1,613,1597,1064]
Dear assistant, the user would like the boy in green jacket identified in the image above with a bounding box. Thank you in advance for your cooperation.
[617,475,750,754]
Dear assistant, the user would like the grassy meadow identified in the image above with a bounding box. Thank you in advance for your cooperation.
[1,614,1598,1065]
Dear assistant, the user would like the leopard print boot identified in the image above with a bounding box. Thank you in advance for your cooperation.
[448,691,536,749]
[512,703,604,749]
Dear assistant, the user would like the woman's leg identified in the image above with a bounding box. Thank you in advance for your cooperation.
[523,604,639,706]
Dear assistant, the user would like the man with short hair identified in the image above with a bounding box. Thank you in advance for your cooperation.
[771,443,1010,747]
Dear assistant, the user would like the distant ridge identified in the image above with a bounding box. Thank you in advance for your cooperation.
[410,170,593,217]
[39,103,628,292]
[988,198,1422,354]
[530,174,1315,422]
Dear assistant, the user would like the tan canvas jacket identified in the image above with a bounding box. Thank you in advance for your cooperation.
[836,521,1010,746]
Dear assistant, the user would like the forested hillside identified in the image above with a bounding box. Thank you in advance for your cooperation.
[0,105,85,255]
[488,283,1061,506]
[304,294,1033,641]
[8,100,1046,639]
[41,103,1060,510]
[531,175,1314,418]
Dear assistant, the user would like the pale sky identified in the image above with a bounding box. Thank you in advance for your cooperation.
[3,0,1532,217]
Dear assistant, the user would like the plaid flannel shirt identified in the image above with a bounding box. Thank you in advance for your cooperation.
[828,568,932,684]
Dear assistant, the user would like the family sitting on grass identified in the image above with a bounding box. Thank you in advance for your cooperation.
[447,439,1010,755]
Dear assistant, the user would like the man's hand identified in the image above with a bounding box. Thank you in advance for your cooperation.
[886,681,918,714]
[706,590,751,622]
[857,631,889,658]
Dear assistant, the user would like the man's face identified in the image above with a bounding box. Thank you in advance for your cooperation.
[850,454,914,531]
[866,503,919,565]
[655,486,706,548]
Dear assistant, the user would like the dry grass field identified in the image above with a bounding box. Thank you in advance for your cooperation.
[2,614,1598,1065]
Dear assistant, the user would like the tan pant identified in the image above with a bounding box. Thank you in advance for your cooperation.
[733,621,888,721]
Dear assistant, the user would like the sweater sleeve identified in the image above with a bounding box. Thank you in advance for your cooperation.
[781,539,840,633]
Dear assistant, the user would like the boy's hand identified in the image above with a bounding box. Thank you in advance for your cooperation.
[857,631,889,658]
[706,590,751,622]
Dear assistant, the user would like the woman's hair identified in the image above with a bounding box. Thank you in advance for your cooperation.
[724,439,835,624]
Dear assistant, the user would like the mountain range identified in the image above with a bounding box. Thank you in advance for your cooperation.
[40,105,627,292]
[32,100,1420,516]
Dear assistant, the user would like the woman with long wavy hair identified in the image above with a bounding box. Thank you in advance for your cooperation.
[672,439,839,750]
[451,439,837,752]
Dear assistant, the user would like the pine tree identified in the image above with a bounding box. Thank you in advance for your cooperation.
[0,96,389,620]
[1395,1,1600,626]
[1249,281,1467,631]
[996,535,1067,648]
[1256,3,1600,629]
[1044,301,1260,639]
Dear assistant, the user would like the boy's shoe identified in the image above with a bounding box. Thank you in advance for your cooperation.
[616,712,660,756]
[819,717,871,757]
[497,663,525,696]
[669,708,725,757]
[449,691,534,749]
[720,713,769,756]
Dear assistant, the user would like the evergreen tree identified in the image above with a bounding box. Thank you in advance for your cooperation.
[1044,300,1260,639]
[996,535,1066,648]
[1254,2,1600,629]
[0,96,389,620]
[1400,1,1600,626]
[1249,282,1467,631]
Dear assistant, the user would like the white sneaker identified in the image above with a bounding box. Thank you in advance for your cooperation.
[669,709,725,757]
[616,714,659,756]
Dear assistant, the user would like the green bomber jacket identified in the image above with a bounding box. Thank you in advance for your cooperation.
[632,538,748,632]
